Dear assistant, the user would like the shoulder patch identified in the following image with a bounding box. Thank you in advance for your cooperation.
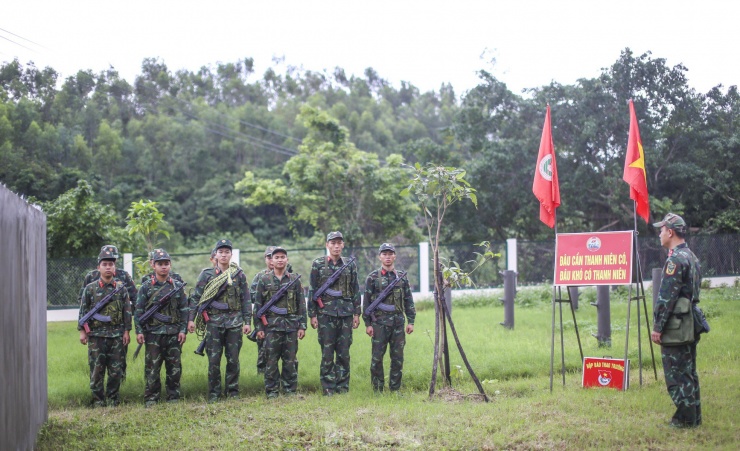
[665,261,677,276]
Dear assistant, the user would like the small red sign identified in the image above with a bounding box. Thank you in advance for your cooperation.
[582,357,630,390]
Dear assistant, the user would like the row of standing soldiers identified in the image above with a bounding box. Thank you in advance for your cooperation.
[77,231,415,406]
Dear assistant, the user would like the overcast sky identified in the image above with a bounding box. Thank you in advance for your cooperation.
[2,0,738,97]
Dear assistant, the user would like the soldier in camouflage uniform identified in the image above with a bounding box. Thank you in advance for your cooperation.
[363,243,415,392]
[187,239,251,402]
[78,247,132,407]
[134,249,189,407]
[651,213,702,428]
[308,231,361,396]
[251,246,276,374]
[140,248,185,285]
[81,245,137,380]
[253,247,307,397]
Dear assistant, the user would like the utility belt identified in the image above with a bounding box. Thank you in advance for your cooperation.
[661,297,695,346]
[207,300,234,314]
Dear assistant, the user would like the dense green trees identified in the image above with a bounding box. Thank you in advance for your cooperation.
[1,49,738,257]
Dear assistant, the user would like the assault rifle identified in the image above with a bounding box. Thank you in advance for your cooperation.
[78,283,125,333]
[133,281,187,360]
[364,271,406,321]
[256,274,302,325]
[194,269,243,356]
[312,256,356,308]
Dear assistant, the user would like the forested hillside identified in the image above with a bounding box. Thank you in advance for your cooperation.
[1,48,738,257]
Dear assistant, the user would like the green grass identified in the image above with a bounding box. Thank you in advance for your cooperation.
[39,286,740,449]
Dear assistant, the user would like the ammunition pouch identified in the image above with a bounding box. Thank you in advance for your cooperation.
[661,297,695,346]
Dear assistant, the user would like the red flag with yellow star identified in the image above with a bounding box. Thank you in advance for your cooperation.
[623,100,650,223]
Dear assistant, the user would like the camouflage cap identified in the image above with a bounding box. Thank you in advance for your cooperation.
[378,242,396,253]
[98,247,118,262]
[152,248,171,262]
[653,213,687,232]
[271,246,287,256]
[214,239,233,250]
[100,245,119,259]
[326,231,344,242]
[264,246,277,257]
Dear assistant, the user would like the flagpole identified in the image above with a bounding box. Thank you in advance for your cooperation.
[550,211,557,392]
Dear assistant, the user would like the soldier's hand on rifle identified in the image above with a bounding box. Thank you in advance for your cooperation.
[406,324,414,335]
[178,332,186,345]
[256,331,265,340]
[310,317,318,329]
[366,326,374,338]
[298,329,305,340]
[136,334,145,345]
[242,324,251,335]
[79,330,88,345]
[352,315,360,329]
[187,321,195,334]
[123,330,130,346]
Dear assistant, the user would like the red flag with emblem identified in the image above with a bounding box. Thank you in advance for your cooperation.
[622,100,650,223]
[532,105,560,228]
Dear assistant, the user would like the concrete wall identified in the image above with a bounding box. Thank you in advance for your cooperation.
[0,185,48,450]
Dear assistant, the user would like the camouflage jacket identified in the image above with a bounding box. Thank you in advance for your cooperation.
[250,268,271,301]
[254,271,307,332]
[654,243,701,333]
[362,268,416,327]
[187,266,251,328]
[134,278,188,335]
[307,255,360,318]
[81,268,137,306]
[78,278,132,337]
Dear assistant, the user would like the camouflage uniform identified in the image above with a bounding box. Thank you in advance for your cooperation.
[254,271,307,397]
[188,265,251,401]
[82,264,137,380]
[141,272,184,285]
[78,278,132,406]
[134,277,189,404]
[653,214,702,427]
[251,268,271,374]
[307,256,360,394]
[363,268,416,392]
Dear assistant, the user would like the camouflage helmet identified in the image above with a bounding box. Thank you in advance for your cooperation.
[98,247,118,262]
[214,239,233,250]
[152,248,171,262]
[653,213,687,233]
[378,242,396,253]
[271,246,287,256]
[326,231,344,242]
[264,246,277,257]
[100,245,119,259]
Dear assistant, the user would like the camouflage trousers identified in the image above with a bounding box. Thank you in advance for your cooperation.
[256,337,266,373]
[661,342,701,426]
[317,314,353,394]
[87,335,125,405]
[205,324,243,400]
[264,328,299,396]
[144,333,182,403]
[370,315,406,391]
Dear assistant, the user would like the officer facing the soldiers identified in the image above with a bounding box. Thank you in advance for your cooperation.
[363,243,415,392]
[78,247,132,407]
[251,246,276,374]
[81,245,137,380]
[651,213,703,428]
[254,247,306,397]
[187,239,251,402]
[308,231,361,395]
[134,249,188,407]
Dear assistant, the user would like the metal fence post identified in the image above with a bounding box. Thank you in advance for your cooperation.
[419,242,430,296]
[591,285,611,347]
[568,286,579,310]
[499,270,516,329]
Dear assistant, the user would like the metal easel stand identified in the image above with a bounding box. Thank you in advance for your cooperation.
[622,230,658,389]
[549,285,584,391]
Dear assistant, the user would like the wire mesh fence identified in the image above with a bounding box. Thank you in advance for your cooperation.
[46,235,740,307]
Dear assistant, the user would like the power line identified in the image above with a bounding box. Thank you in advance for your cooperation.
[0,27,47,49]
